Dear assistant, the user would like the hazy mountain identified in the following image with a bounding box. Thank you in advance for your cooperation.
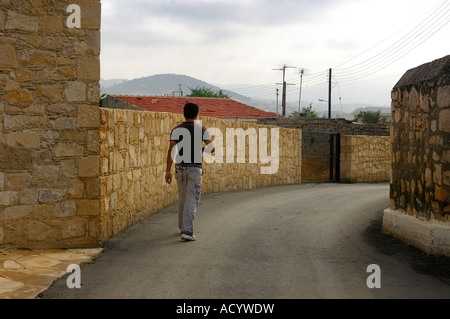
[100,78,128,89]
[102,74,238,99]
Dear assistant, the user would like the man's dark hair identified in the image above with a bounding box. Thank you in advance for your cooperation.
[184,102,199,119]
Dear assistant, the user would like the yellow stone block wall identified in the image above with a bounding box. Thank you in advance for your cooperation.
[340,135,391,183]
[98,108,302,241]
[0,0,101,249]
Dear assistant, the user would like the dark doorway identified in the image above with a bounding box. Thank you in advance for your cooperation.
[301,131,340,183]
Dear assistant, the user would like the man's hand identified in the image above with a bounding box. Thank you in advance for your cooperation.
[165,171,172,184]
[166,140,176,185]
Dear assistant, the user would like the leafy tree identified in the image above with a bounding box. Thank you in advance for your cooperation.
[291,103,320,118]
[354,110,388,124]
[187,86,229,98]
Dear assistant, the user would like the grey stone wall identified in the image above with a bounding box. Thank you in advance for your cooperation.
[257,118,390,136]
[390,55,450,222]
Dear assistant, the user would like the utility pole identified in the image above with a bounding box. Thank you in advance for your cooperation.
[297,68,310,114]
[328,68,332,119]
[273,64,296,117]
[298,70,304,114]
[276,88,279,118]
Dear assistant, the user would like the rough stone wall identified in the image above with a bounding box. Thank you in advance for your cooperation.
[0,0,101,248]
[201,117,301,192]
[99,108,302,240]
[99,110,178,240]
[257,118,390,136]
[340,135,391,183]
[389,55,450,223]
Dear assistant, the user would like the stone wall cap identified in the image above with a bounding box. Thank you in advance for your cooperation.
[393,55,450,90]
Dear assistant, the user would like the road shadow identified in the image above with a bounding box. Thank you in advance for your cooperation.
[363,213,450,286]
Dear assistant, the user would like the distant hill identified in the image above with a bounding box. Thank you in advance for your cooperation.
[101,74,246,100]
[101,74,209,96]
[100,74,277,112]
[100,78,128,89]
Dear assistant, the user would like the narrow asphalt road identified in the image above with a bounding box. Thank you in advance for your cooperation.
[40,183,450,299]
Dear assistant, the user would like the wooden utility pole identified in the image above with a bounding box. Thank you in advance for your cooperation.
[298,70,304,114]
[297,68,310,113]
[273,64,296,117]
[276,88,279,118]
[328,68,332,119]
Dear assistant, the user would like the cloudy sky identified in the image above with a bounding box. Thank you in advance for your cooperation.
[100,0,450,107]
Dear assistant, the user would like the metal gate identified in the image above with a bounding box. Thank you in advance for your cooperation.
[301,131,340,183]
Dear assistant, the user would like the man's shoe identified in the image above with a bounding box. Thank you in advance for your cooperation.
[181,233,196,241]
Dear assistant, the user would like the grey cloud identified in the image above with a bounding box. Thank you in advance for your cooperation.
[101,0,362,51]
[106,0,349,28]
[101,29,168,48]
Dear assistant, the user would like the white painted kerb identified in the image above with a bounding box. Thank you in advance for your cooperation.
[382,208,450,257]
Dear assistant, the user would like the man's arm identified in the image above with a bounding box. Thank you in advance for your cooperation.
[202,128,215,155]
[165,140,177,184]
[204,139,215,154]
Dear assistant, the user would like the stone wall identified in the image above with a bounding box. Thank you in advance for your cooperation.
[383,55,450,256]
[0,0,101,248]
[300,131,390,183]
[257,118,390,136]
[98,108,302,241]
[389,56,449,221]
[340,135,391,183]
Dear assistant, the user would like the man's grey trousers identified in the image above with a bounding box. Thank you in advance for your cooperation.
[175,166,203,236]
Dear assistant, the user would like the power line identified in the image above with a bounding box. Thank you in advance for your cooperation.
[337,11,449,78]
[334,14,450,83]
[334,0,448,70]
[333,1,450,82]
[335,73,402,88]
[226,1,449,108]
[229,68,329,99]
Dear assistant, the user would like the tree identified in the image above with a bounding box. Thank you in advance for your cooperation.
[187,86,229,98]
[354,110,389,124]
[291,103,320,118]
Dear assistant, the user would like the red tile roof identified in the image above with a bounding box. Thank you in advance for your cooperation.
[110,95,277,119]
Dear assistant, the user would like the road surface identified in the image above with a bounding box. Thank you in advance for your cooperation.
[40,183,450,299]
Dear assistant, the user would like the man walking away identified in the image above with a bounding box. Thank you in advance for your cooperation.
[165,102,214,241]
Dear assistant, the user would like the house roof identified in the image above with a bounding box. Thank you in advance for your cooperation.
[110,95,278,119]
